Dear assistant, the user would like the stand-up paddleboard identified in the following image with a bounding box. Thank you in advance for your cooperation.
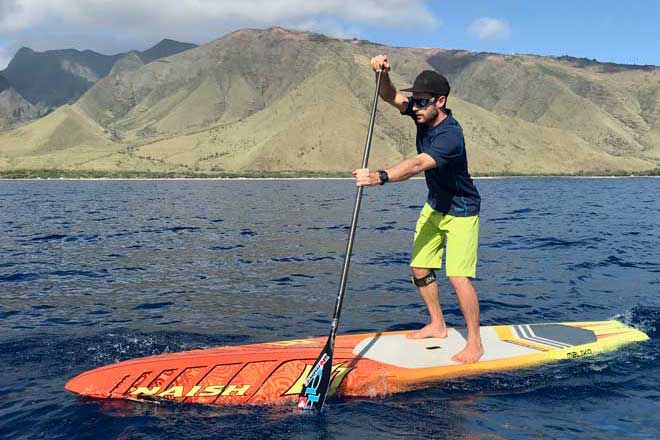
[66,320,648,406]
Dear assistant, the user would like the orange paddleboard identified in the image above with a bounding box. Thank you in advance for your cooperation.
[65,320,647,406]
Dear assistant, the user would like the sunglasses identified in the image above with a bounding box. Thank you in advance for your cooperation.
[409,96,438,108]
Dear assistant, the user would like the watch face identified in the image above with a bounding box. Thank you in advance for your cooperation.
[379,171,388,184]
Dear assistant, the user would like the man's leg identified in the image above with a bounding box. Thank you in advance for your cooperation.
[448,276,483,363]
[444,214,482,363]
[407,267,448,339]
[408,204,447,339]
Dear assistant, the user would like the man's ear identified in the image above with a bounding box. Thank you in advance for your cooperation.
[436,96,447,108]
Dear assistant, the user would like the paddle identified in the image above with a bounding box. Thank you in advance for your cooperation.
[297,70,383,412]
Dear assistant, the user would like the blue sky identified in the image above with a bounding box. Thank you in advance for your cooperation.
[0,0,659,68]
[368,1,660,65]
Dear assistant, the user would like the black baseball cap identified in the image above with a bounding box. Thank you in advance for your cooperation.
[402,70,450,97]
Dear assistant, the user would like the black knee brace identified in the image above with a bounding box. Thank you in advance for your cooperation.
[412,270,437,287]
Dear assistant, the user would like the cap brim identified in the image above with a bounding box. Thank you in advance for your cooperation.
[401,87,443,94]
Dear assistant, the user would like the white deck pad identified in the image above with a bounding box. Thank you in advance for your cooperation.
[352,327,542,368]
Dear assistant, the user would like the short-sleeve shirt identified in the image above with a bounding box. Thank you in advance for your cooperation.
[403,101,480,216]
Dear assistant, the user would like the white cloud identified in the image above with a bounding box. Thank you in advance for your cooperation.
[468,17,510,41]
[0,0,436,58]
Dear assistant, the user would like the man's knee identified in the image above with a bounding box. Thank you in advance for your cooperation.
[411,267,433,278]
[448,276,472,289]
[411,267,437,287]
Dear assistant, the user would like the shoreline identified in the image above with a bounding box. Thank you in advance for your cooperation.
[1,175,659,181]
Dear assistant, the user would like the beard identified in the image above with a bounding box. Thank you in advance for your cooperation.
[415,107,439,125]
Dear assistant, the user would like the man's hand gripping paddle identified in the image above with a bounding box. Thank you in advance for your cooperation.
[297,70,383,412]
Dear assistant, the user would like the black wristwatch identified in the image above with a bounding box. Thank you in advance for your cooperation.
[378,170,389,185]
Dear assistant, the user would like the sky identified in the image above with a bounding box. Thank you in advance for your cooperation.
[1,0,659,69]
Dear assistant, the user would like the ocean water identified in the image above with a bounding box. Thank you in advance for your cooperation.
[0,178,658,439]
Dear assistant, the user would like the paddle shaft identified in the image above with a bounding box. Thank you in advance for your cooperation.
[329,70,383,339]
[297,70,383,412]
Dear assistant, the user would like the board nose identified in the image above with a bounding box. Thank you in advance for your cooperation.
[65,372,98,396]
[65,366,124,398]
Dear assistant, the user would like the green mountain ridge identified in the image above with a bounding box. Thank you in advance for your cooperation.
[0,39,198,109]
[0,27,659,176]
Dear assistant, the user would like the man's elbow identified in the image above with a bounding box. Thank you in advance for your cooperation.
[410,158,429,175]
[408,155,438,176]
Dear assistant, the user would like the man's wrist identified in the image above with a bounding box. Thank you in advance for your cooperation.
[378,170,389,185]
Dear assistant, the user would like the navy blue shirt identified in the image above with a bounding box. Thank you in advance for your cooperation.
[403,101,480,216]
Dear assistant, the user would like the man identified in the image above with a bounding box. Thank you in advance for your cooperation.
[354,55,483,363]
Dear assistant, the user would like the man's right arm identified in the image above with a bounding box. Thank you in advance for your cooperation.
[370,55,408,113]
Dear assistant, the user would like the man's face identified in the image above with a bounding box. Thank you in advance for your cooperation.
[411,93,445,125]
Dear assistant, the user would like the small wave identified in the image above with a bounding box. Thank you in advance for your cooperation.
[44,317,91,326]
[168,226,201,233]
[131,301,175,311]
[49,270,109,278]
[304,255,335,262]
[63,234,99,242]
[86,310,111,316]
[479,299,531,311]
[106,231,136,238]
[573,255,659,271]
[366,252,410,266]
[30,234,67,242]
[525,236,604,250]
[612,306,660,337]
[112,266,147,272]
[270,256,305,263]
[0,309,20,319]
[386,323,424,332]
[326,225,350,231]
[505,208,534,215]
[210,244,244,251]
[271,276,293,283]
[80,331,225,365]
[0,272,41,282]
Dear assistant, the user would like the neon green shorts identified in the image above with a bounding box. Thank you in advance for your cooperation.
[410,203,479,278]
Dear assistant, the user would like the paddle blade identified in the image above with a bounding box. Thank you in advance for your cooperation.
[296,339,334,412]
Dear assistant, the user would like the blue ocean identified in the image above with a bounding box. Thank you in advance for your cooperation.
[1,178,659,439]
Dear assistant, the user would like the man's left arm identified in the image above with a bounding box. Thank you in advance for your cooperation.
[353,153,436,186]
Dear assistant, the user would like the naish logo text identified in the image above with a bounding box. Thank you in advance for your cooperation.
[129,384,251,399]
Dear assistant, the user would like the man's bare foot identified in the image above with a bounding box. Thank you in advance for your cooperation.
[451,343,484,364]
[406,324,448,339]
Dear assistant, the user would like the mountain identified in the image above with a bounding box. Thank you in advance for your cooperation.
[0,75,10,92]
[1,47,121,108]
[109,52,146,75]
[0,27,658,176]
[0,75,39,130]
[0,39,197,109]
[139,39,197,63]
